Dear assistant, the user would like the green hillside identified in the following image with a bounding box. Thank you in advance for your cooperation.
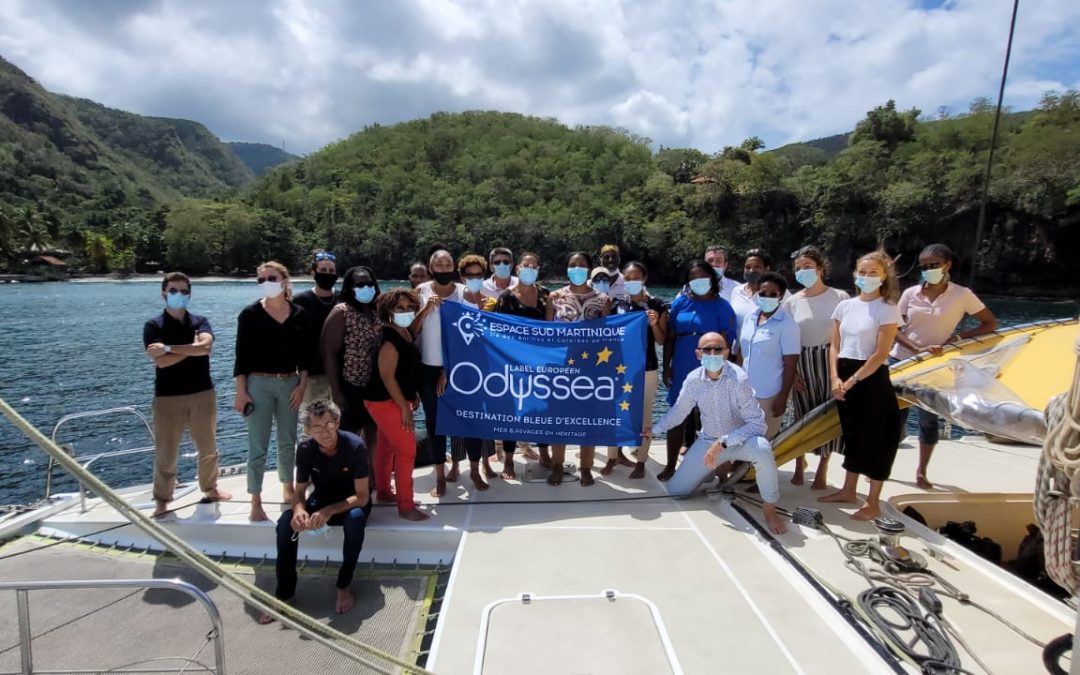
[0,55,253,271]
[227,142,298,176]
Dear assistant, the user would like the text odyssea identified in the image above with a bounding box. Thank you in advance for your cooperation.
[448,362,615,411]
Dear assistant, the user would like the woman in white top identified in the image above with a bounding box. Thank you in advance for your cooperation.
[820,250,903,520]
[785,246,850,489]
[414,247,466,497]
[892,243,998,488]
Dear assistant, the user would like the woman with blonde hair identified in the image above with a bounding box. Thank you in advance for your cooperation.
[234,261,312,521]
[820,250,902,520]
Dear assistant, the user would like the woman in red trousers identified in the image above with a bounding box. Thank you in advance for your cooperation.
[364,288,429,521]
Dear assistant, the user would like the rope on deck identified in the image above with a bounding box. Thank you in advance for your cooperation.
[0,396,433,675]
[1035,326,1080,593]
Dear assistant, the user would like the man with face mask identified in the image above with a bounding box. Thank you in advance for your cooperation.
[143,272,232,519]
[293,251,339,404]
[704,245,740,302]
[481,247,517,300]
[643,332,786,534]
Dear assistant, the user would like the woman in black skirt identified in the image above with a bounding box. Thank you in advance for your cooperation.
[820,249,902,520]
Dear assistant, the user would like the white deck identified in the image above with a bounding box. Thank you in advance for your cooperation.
[29,435,1075,674]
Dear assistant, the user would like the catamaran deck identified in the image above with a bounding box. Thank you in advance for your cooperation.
[4,435,1073,674]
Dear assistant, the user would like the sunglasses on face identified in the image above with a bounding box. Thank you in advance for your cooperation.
[314,251,336,261]
[256,276,280,284]
[166,288,191,296]
[919,262,944,270]
[354,281,375,288]
[493,259,512,266]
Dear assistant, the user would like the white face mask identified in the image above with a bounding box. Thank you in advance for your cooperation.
[260,280,284,299]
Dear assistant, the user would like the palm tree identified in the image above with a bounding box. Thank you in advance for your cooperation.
[18,207,51,251]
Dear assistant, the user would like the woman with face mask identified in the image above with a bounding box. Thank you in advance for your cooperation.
[661,260,738,481]
[785,246,850,489]
[729,249,790,334]
[603,261,668,479]
[821,250,903,521]
[493,251,551,477]
[234,261,312,522]
[413,246,467,497]
[544,251,611,486]
[362,288,429,521]
[738,271,801,440]
[292,250,339,405]
[321,266,383,455]
[459,255,490,310]
[891,243,998,488]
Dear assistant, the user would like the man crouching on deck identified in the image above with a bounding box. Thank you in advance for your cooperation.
[261,400,369,622]
[643,332,786,534]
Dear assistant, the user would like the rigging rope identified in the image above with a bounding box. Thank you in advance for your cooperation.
[1035,328,1080,593]
[0,397,433,675]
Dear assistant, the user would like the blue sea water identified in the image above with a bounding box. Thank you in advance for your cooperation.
[0,279,1075,506]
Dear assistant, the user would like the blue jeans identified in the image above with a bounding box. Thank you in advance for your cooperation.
[274,498,367,600]
[245,374,299,495]
[665,436,779,503]
[418,365,448,461]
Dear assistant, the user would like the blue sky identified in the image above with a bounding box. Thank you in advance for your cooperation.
[1,0,1078,155]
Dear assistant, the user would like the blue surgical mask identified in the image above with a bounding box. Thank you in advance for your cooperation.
[392,311,415,328]
[854,275,882,294]
[688,278,712,296]
[518,267,539,285]
[701,354,726,373]
[567,267,588,285]
[165,293,189,310]
[795,269,818,288]
[624,280,644,296]
[493,263,512,279]
[756,296,780,313]
[465,278,484,294]
[593,281,611,295]
[712,266,726,279]
[920,268,945,285]
[354,285,376,303]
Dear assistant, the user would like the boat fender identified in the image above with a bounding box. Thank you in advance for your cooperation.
[1041,633,1071,675]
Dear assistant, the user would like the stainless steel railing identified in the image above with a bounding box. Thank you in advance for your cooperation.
[0,577,227,674]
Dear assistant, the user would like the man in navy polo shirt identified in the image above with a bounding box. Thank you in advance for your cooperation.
[143,272,231,518]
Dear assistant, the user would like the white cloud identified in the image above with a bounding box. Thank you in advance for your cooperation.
[0,0,1078,154]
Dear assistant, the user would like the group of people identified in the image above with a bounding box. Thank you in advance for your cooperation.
[142,240,996,613]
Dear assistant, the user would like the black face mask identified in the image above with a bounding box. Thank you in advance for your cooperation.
[314,272,337,291]
[432,271,458,285]
[745,271,762,286]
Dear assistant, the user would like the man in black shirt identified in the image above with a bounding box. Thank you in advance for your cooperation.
[263,400,370,620]
[143,272,231,518]
[292,250,339,404]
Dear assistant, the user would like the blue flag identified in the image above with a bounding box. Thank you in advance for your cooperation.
[436,301,647,446]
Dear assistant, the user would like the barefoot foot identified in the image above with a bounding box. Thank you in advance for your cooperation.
[851,504,882,521]
[482,461,497,479]
[916,473,933,489]
[600,459,618,477]
[656,466,675,482]
[810,477,829,491]
[617,451,635,468]
[580,468,595,487]
[546,466,564,485]
[204,488,233,502]
[522,447,540,460]
[152,501,170,519]
[501,465,517,480]
[819,490,858,504]
[249,505,269,522]
[470,469,489,492]
[790,473,805,486]
[446,465,459,482]
[629,462,646,479]
[335,588,354,614]
[430,479,446,498]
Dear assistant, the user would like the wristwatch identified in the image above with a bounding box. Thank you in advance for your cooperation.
[163,345,172,354]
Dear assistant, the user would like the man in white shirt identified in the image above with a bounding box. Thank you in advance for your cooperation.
[644,332,786,534]
[481,247,517,300]
[705,245,740,302]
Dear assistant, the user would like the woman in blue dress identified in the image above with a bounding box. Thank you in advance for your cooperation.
[660,260,738,480]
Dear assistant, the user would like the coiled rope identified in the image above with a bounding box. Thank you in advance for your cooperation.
[0,397,432,675]
[1034,328,1080,593]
